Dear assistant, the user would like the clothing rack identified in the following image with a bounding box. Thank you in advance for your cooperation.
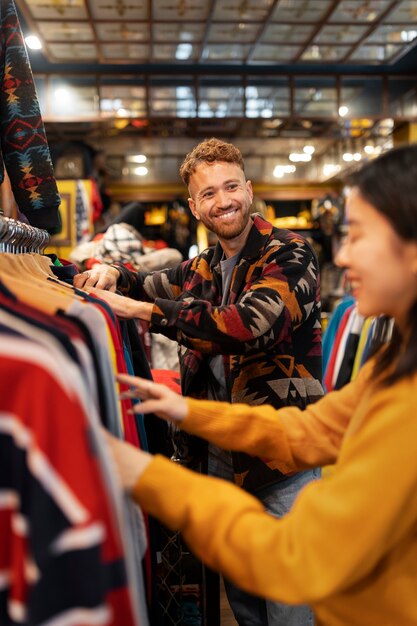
[0,215,49,253]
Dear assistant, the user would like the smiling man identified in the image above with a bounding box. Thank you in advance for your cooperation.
[74,138,323,626]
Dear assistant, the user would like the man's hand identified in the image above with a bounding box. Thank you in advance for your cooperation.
[73,264,120,291]
[102,429,152,492]
[89,288,153,321]
[117,373,188,422]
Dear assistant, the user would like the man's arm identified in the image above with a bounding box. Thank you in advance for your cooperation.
[150,239,319,355]
[76,240,318,355]
[74,259,188,301]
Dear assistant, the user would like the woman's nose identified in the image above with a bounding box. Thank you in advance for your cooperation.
[335,240,349,268]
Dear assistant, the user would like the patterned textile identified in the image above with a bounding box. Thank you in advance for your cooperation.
[0,0,61,234]
[118,214,323,494]
[97,222,147,267]
[75,180,90,243]
[69,222,183,272]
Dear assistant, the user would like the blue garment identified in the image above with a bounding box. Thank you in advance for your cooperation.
[322,296,355,387]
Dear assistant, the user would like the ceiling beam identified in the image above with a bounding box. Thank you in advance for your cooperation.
[245,0,282,63]
[293,0,342,62]
[340,0,400,63]
[84,0,103,63]
[198,0,217,63]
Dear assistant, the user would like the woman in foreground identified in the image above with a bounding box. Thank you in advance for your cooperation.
[107,145,417,626]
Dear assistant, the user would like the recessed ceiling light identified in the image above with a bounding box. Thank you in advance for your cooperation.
[25,35,42,50]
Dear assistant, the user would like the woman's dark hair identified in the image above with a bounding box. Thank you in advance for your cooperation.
[346,144,417,385]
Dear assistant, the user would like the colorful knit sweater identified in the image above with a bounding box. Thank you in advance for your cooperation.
[118,214,323,493]
[0,0,61,233]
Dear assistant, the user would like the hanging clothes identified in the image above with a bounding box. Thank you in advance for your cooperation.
[0,334,142,626]
[323,301,393,393]
[0,0,61,233]
[0,227,152,625]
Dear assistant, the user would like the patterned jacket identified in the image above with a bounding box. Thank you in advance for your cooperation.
[118,214,323,494]
[0,0,61,233]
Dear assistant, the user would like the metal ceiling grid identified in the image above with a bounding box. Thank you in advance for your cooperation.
[16,0,417,66]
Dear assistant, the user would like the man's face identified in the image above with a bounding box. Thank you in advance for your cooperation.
[188,161,253,241]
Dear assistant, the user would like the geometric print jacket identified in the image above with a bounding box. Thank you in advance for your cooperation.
[0,0,61,234]
[119,214,323,494]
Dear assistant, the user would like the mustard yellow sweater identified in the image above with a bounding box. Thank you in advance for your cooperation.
[133,361,417,626]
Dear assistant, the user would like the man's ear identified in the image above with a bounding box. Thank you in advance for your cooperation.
[188,197,200,220]
[246,179,254,203]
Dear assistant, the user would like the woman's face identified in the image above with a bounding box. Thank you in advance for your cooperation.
[336,187,417,326]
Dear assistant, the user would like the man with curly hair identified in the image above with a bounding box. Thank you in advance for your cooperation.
[74,137,323,626]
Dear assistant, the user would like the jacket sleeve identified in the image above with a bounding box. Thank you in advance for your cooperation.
[0,0,61,234]
[115,261,192,341]
[117,259,191,300]
[149,239,319,355]
[133,370,417,605]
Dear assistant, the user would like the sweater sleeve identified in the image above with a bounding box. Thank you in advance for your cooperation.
[133,371,417,605]
[180,360,374,471]
[150,239,319,355]
[0,0,61,234]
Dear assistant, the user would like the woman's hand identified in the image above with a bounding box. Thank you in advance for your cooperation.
[74,264,120,291]
[102,429,152,492]
[117,373,188,423]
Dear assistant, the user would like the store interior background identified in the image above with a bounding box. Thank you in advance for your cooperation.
[5,0,417,274]
[2,2,416,625]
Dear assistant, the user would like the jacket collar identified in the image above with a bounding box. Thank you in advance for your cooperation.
[211,213,273,268]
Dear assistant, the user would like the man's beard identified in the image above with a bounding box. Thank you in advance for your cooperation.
[200,205,251,240]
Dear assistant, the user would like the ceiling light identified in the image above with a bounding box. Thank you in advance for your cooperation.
[401,30,417,42]
[353,153,362,161]
[323,164,341,177]
[25,35,42,50]
[176,86,192,98]
[134,166,148,176]
[343,152,353,162]
[339,105,349,117]
[364,145,374,154]
[303,145,315,154]
[54,87,70,102]
[289,153,311,162]
[176,43,193,60]
[273,165,296,178]
[128,154,147,163]
[216,103,227,117]
[246,86,258,99]
[199,102,213,118]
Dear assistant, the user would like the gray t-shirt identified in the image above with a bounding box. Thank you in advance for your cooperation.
[207,252,239,402]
